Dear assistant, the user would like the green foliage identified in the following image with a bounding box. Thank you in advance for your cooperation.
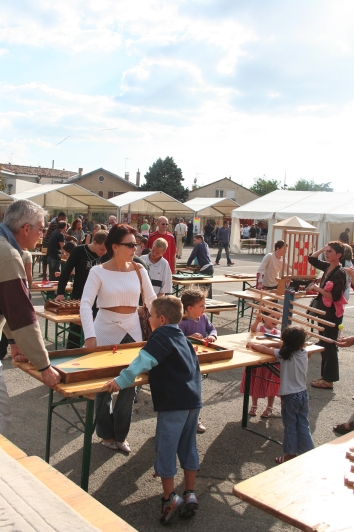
[249,176,280,196]
[140,156,189,202]
[0,176,6,192]
[287,179,333,192]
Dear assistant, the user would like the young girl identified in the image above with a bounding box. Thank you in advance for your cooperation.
[179,287,217,433]
[240,310,281,418]
[247,327,314,464]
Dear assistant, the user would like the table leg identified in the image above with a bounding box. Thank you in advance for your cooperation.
[45,388,54,462]
[242,366,251,428]
[81,398,94,492]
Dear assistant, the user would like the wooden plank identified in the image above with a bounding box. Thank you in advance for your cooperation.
[18,456,137,531]
[0,434,27,460]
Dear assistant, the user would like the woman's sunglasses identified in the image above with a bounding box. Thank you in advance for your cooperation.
[118,242,137,248]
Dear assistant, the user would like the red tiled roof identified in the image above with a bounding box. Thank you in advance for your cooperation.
[0,164,77,179]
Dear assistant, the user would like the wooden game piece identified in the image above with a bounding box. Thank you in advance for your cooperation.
[344,472,354,487]
[112,345,117,354]
[345,451,354,461]
[194,345,199,352]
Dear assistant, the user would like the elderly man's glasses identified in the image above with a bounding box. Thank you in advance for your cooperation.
[22,223,45,232]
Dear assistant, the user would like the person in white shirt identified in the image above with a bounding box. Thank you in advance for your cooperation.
[80,224,156,453]
[257,240,287,290]
[141,238,173,297]
[174,218,188,259]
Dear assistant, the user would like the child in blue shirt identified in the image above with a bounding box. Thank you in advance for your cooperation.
[105,296,202,525]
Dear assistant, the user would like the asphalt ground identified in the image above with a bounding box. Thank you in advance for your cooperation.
[3,245,354,531]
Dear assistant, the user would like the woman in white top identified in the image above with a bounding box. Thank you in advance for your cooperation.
[81,224,156,453]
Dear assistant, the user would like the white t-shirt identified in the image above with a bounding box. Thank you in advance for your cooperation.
[258,252,287,287]
[140,254,173,295]
[174,223,187,236]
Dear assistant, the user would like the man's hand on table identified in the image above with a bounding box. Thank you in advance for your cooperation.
[41,367,61,387]
[10,344,29,363]
[55,294,65,302]
[104,379,120,393]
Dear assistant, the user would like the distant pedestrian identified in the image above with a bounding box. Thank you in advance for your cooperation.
[215,221,234,266]
[203,222,214,246]
[141,219,150,237]
[339,228,350,244]
[174,218,188,259]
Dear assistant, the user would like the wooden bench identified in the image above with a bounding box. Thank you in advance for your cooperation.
[0,435,137,532]
[241,240,266,253]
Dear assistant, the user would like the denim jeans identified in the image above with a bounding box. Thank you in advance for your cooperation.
[216,242,231,264]
[47,256,61,281]
[281,390,314,455]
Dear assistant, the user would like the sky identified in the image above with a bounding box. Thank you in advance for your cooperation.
[1,0,354,192]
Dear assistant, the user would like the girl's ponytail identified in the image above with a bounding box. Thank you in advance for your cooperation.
[279,327,306,360]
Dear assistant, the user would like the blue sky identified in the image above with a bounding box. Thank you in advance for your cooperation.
[1,0,354,191]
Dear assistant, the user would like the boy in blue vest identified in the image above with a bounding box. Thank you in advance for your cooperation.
[105,296,202,524]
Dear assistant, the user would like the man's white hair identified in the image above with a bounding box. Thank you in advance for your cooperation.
[4,200,47,233]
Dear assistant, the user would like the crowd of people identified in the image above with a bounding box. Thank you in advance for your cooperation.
[0,200,354,525]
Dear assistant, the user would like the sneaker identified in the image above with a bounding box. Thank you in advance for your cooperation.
[227,262,235,266]
[215,262,220,265]
[179,490,198,518]
[160,492,183,524]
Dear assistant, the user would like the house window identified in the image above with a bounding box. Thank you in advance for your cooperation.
[215,189,224,198]
[226,190,235,198]
[98,175,104,182]
[98,191,104,197]
[108,191,114,199]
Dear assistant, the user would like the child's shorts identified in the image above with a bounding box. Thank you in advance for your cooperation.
[154,409,200,478]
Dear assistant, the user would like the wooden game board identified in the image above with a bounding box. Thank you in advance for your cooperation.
[50,340,234,383]
[45,299,81,314]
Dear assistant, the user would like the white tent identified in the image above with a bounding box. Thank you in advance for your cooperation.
[231,190,354,252]
[183,197,240,217]
[109,191,194,222]
[11,183,113,214]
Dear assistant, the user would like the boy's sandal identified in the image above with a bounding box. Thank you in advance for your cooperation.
[248,406,257,416]
[261,407,273,418]
[333,423,354,435]
[311,379,333,389]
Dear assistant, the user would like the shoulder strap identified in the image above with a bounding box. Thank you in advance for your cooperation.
[132,261,145,305]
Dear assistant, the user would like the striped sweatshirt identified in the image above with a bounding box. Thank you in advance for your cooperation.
[0,232,50,371]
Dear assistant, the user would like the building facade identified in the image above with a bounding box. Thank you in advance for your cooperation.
[188,177,258,205]
[67,168,138,199]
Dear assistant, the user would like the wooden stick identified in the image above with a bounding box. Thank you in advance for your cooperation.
[248,302,283,316]
[290,309,336,327]
[287,315,325,331]
[247,287,285,300]
[289,300,327,315]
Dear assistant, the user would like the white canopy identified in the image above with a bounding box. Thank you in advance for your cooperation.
[272,217,317,230]
[231,190,354,252]
[109,191,194,219]
[183,197,240,217]
[11,183,113,212]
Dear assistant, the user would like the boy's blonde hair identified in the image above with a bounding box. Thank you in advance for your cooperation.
[153,237,168,251]
[152,296,182,324]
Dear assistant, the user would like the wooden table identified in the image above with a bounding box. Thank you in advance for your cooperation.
[0,435,137,531]
[31,282,73,301]
[173,274,256,296]
[30,251,46,274]
[35,305,82,349]
[13,332,323,492]
[233,432,354,532]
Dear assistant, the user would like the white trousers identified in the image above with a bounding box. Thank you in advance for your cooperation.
[0,366,12,437]
[94,309,142,346]
[176,234,185,257]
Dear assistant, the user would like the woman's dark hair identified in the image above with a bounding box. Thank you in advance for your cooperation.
[328,240,344,258]
[105,223,137,258]
[274,240,285,251]
[279,326,306,360]
[71,218,82,231]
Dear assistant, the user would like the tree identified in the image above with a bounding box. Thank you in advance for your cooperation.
[0,176,6,192]
[140,157,189,202]
[249,175,280,196]
[288,179,333,192]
